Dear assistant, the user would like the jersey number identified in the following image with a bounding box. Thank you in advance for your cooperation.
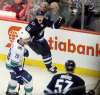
[15,54,19,59]
[54,79,73,94]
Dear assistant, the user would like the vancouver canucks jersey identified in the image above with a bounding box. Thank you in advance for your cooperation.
[7,41,25,67]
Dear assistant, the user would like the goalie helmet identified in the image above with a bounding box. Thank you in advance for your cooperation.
[65,60,76,72]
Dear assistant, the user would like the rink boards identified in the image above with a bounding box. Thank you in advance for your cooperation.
[0,19,100,78]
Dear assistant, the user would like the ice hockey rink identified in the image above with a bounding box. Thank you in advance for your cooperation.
[0,61,100,95]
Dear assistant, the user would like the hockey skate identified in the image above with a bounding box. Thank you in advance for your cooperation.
[47,66,57,73]
[6,91,19,95]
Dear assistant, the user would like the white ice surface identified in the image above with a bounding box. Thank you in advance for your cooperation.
[0,61,99,95]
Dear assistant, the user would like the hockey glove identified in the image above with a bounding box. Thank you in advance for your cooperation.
[54,16,65,28]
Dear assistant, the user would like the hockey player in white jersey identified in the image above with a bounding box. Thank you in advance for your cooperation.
[6,38,33,95]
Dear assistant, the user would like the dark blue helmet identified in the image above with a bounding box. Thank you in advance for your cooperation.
[65,60,76,72]
[36,10,45,16]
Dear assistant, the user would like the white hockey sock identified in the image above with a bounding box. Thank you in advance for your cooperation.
[8,79,17,93]
[24,80,33,95]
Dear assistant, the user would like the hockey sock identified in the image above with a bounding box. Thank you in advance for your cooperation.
[43,55,52,69]
[24,80,33,95]
[7,80,17,93]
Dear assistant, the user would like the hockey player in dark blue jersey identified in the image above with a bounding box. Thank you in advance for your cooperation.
[44,60,86,95]
[24,11,65,73]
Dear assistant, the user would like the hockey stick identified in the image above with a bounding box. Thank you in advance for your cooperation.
[93,80,100,91]
[17,57,25,94]
[64,80,100,92]
[86,80,100,95]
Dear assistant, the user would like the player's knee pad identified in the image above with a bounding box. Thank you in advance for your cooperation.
[24,79,33,94]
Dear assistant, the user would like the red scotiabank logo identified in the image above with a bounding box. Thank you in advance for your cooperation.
[5,26,22,48]
[48,36,100,57]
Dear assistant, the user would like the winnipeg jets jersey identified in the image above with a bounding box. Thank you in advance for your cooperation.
[8,41,25,64]
[25,17,65,41]
[45,73,86,95]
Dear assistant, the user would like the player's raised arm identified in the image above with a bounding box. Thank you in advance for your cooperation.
[46,16,65,29]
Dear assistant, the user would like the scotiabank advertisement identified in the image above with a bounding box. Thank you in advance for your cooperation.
[0,19,100,72]
[44,28,100,71]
